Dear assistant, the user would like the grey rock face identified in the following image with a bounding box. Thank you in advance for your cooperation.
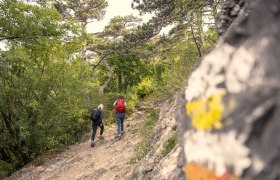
[176,0,280,179]
[217,0,245,35]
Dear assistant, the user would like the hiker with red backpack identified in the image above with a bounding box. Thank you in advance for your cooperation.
[113,96,126,139]
[90,104,105,147]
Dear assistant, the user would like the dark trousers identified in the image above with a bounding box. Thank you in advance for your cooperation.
[91,121,104,141]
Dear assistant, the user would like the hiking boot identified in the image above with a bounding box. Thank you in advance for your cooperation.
[121,131,125,135]
[90,141,95,147]
[118,135,122,140]
[99,135,105,140]
[115,135,121,140]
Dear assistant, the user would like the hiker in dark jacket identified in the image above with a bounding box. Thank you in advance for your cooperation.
[90,104,105,147]
[113,96,126,139]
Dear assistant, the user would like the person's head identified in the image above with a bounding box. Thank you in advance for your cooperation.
[118,95,124,99]
[98,104,104,110]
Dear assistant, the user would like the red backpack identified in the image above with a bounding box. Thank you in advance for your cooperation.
[115,98,125,113]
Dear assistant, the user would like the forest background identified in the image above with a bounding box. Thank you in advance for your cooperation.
[0,0,220,177]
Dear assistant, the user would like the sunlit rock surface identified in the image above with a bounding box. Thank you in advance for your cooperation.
[176,0,280,179]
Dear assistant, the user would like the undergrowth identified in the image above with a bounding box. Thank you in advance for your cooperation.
[129,109,159,163]
[161,133,177,157]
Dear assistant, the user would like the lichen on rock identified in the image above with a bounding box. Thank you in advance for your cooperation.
[186,91,226,130]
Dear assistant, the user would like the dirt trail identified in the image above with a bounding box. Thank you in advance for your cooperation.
[6,111,144,180]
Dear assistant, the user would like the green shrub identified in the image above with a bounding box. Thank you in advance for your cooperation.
[0,160,14,179]
[136,78,155,99]
[161,134,177,157]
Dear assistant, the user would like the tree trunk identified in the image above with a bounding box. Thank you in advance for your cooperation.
[99,59,114,103]
[196,10,205,55]
[190,23,202,57]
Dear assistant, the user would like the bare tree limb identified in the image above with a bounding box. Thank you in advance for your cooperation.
[0,33,62,42]
[99,59,114,102]
[91,51,115,70]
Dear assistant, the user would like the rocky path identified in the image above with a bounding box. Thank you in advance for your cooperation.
[6,111,144,180]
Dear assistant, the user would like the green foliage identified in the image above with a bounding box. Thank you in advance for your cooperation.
[127,0,220,102]
[0,43,94,174]
[0,0,220,178]
[146,25,218,101]
[103,15,142,38]
[203,26,219,49]
[0,160,14,178]
[0,0,64,41]
[147,41,196,100]
[161,134,177,157]
[124,92,139,114]
[53,0,108,23]
[0,1,100,177]
[136,78,155,99]
[130,109,158,163]
[111,55,150,93]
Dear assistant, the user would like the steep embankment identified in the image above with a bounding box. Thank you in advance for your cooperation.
[6,98,179,180]
[131,98,182,180]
